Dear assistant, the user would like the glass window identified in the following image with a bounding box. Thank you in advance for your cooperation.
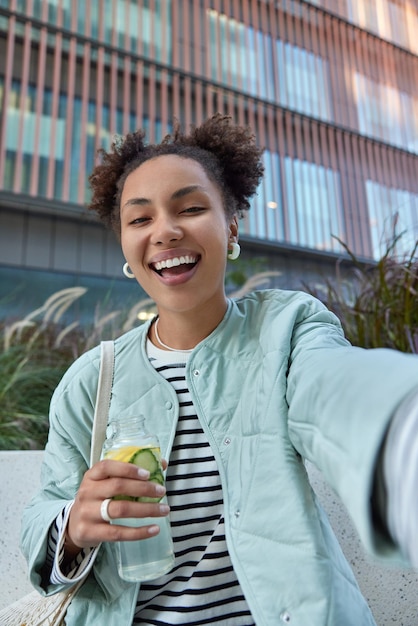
[262,33,276,103]
[284,157,344,253]
[208,10,277,100]
[109,0,172,62]
[354,72,418,153]
[0,78,145,201]
[387,1,409,49]
[207,9,332,120]
[347,0,417,53]
[366,180,418,259]
[242,150,285,243]
[352,0,379,32]
[1,80,66,195]
[263,150,284,241]
[244,149,344,253]
[277,40,332,122]
[19,0,172,62]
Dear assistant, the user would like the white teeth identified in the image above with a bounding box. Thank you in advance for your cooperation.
[154,256,197,271]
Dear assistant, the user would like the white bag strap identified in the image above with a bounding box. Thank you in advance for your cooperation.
[90,340,115,467]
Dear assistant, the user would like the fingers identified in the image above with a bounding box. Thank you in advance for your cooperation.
[68,497,170,549]
[81,460,166,502]
[82,473,166,502]
[66,459,170,550]
[68,504,169,549]
[102,519,163,543]
[89,458,168,483]
[104,499,170,524]
[89,458,152,481]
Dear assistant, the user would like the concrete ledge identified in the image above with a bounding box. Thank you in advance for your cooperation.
[0,451,44,608]
[1,452,418,623]
[306,462,418,625]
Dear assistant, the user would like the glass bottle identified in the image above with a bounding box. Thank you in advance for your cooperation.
[101,415,175,582]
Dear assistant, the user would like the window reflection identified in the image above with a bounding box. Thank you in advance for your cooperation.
[347,0,417,54]
[207,9,332,121]
[19,0,172,62]
[0,79,164,203]
[366,181,418,259]
[284,157,344,253]
[244,151,344,254]
[277,40,332,122]
[354,72,418,153]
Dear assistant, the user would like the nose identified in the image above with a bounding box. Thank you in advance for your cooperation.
[151,213,183,245]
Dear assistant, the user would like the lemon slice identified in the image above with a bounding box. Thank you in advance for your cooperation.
[105,445,141,463]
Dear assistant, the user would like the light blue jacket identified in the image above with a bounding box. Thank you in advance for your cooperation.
[21,290,418,625]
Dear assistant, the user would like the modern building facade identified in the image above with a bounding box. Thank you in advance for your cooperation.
[0,0,417,321]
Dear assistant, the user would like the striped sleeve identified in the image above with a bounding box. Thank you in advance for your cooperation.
[48,501,98,585]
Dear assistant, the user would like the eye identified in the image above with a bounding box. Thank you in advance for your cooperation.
[182,206,205,214]
[129,216,150,225]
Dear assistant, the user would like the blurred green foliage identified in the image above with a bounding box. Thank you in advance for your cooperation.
[4,234,416,452]
[0,270,279,450]
[306,234,418,353]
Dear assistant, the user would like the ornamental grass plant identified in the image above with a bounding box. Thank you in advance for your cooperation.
[0,272,279,450]
[0,288,87,450]
[2,243,416,451]
[307,234,418,354]
[3,241,415,451]
[0,287,156,450]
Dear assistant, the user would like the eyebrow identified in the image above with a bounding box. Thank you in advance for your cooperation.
[122,185,206,210]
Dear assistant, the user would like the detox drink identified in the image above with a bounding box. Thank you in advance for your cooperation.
[114,510,174,582]
[101,416,175,582]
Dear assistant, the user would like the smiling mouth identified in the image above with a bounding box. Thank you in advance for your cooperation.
[150,255,200,276]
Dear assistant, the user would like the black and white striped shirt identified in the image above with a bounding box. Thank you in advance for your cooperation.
[135,342,254,624]
[48,341,254,624]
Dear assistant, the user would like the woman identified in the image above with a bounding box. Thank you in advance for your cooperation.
[21,114,418,625]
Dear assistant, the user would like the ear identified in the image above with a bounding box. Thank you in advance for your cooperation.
[228,215,239,242]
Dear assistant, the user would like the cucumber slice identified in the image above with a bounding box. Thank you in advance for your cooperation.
[113,446,165,503]
[150,471,164,486]
[128,448,160,474]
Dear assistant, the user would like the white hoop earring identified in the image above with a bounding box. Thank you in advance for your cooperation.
[123,262,135,279]
[227,242,241,260]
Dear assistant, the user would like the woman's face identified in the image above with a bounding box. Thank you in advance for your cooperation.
[120,154,238,319]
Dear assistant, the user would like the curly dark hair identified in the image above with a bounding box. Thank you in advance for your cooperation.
[87,113,264,236]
